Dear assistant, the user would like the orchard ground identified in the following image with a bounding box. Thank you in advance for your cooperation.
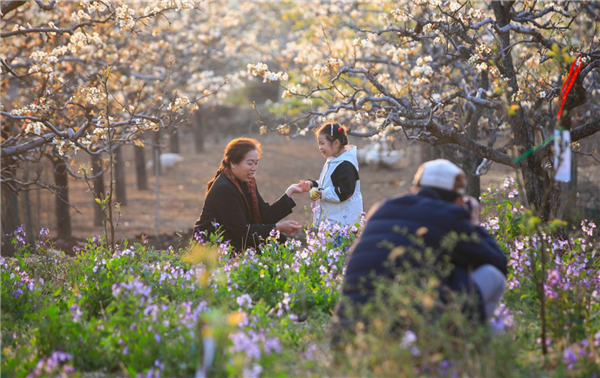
[26,130,589,250]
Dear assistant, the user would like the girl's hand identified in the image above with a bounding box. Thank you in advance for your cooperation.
[298,180,312,193]
[309,187,322,201]
[276,220,302,234]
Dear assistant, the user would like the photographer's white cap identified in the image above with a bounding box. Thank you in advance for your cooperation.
[413,159,465,194]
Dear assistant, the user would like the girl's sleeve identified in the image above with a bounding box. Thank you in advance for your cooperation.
[306,180,319,188]
[321,161,359,203]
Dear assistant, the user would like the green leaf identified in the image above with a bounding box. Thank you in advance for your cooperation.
[126,364,137,376]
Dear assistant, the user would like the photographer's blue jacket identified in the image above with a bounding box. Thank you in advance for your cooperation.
[335,187,508,321]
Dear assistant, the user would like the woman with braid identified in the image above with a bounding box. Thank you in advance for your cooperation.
[194,138,311,253]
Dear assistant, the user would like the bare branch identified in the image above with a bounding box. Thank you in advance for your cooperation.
[34,0,56,11]
[1,13,115,38]
[1,1,27,19]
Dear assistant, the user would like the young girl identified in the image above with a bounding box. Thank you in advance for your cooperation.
[309,122,363,229]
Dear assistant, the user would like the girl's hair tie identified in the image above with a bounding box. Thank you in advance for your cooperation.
[338,127,343,132]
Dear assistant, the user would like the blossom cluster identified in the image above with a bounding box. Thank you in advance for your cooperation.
[10,98,52,117]
[247,63,289,83]
[24,121,47,136]
[51,138,78,157]
[468,43,493,73]
[115,5,136,30]
[144,0,193,15]
[167,95,190,113]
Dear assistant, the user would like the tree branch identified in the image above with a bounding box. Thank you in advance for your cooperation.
[1,1,27,19]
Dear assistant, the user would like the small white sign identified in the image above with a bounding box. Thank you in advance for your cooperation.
[554,129,571,182]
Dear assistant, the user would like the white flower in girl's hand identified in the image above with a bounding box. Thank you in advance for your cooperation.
[310,188,321,200]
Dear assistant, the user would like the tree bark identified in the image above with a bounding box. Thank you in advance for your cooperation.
[420,143,441,164]
[465,158,481,198]
[193,110,205,154]
[115,145,127,206]
[154,131,162,175]
[464,72,490,199]
[559,151,578,222]
[170,128,180,154]
[134,143,148,190]
[52,158,72,240]
[21,166,36,246]
[1,1,27,19]
[91,154,105,226]
[1,166,21,255]
[492,2,554,220]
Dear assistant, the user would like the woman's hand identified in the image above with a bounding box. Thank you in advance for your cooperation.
[276,220,302,234]
[285,180,312,197]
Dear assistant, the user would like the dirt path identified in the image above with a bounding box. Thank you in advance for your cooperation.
[63,133,514,243]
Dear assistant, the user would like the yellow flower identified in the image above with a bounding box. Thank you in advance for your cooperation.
[227,311,245,326]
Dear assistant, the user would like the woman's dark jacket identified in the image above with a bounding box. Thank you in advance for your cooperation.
[334,187,508,323]
[194,173,296,251]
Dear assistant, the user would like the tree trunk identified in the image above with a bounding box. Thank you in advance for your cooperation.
[466,162,481,198]
[115,145,127,206]
[193,110,205,154]
[420,143,441,164]
[21,166,36,246]
[1,165,21,255]
[464,72,490,199]
[91,154,106,226]
[134,143,148,190]
[154,131,162,175]
[560,151,578,222]
[52,158,72,240]
[170,128,180,154]
[492,2,555,220]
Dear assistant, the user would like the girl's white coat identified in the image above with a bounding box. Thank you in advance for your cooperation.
[313,146,363,228]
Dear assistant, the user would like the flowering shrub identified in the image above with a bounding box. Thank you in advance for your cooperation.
[1,179,598,377]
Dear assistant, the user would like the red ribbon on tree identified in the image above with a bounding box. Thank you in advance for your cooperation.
[557,54,583,120]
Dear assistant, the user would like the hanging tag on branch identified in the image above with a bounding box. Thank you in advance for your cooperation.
[553,128,571,182]
[557,54,583,120]
[513,55,587,165]
[553,54,586,182]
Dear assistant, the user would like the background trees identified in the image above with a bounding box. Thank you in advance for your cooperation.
[1,1,195,249]
[0,0,276,250]
[2,1,599,252]
[255,1,600,219]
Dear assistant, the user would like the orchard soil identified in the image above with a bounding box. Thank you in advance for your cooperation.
[48,132,596,252]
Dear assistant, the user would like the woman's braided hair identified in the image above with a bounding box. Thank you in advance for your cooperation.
[206,137,262,195]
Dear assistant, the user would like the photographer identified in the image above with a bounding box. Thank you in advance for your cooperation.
[332,159,508,335]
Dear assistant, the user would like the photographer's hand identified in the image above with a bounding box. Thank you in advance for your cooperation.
[463,196,481,226]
